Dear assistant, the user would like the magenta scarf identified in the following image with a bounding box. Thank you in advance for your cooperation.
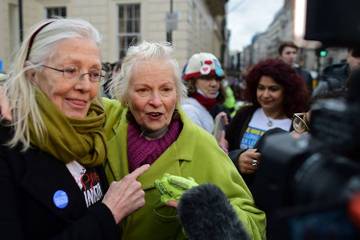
[191,92,218,111]
[127,118,182,172]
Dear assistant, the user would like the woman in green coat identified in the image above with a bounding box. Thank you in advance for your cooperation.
[102,41,266,240]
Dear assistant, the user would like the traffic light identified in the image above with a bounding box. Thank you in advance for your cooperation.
[320,49,328,57]
[316,48,328,57]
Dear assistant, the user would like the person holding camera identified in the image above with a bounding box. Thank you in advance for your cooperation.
[226,59,310,187]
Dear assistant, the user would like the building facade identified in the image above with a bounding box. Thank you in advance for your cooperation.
[0,0,228,72]
[240,0,346,74]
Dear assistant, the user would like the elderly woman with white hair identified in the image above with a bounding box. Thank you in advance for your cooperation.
[102,41,266,240]
[0,18,148,239]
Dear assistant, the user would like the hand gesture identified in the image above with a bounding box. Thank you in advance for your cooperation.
[217,130,229,153]
[214,112,229,152]
[102,164,150,223]
[237,149,261,174]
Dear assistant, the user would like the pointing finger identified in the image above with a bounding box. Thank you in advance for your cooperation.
[129,164,150,179]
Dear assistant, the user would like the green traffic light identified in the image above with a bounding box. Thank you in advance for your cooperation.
[320,50,328,57]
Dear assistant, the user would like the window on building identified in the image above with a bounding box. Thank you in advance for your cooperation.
[9,3,20,56]
[118,4,141,59]
[46,7,67,18]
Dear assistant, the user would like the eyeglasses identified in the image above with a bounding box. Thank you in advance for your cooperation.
[292,113,310,134]
[41,65,106,83]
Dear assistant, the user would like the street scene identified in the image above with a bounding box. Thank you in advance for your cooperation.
[0,0,359,239]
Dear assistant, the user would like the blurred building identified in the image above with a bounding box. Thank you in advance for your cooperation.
[0,0,228,71]
[241,0,346,74]
[251,32,270,64]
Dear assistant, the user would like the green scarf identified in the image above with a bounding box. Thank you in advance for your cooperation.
[29,89,107,167]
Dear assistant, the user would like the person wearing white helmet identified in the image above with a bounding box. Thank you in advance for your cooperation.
[181,53,229,151]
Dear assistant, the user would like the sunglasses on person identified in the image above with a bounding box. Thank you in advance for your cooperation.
[292,113,310,134]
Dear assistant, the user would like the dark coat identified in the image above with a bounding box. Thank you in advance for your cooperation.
[225,105,258,186]
[294,67,313,92]
[0,123,119,240]
[313,62,349,97]
[322,62,349,88]
[226,105,294,152]
[226,105,258,152]
[225,106,292,189]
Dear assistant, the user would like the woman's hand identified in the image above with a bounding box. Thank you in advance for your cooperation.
[215,112,229,125]
[102,164,150,223]
[0,86,12,121]
[218,130,229,153]
[214,112,229,153]
[166,200,178,208]
[237,149,261,174]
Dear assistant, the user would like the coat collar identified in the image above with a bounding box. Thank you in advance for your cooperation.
[21,148,87,221]
[102,97,124,140]
[105,107,199,190]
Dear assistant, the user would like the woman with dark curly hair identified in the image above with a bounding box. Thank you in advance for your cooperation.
[225,59,309,183]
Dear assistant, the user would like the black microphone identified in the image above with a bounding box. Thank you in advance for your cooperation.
[177,184,249,240]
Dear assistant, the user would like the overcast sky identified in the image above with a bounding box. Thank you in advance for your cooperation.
[227,0,284,51]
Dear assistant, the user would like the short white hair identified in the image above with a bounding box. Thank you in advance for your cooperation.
[4,18,101,150]
[109,41,187,105]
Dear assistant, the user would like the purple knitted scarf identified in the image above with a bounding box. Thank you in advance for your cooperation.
[127,117,182,172]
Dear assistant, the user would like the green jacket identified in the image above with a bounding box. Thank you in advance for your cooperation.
[102,98,266,240]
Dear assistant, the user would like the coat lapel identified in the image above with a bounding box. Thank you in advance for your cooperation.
[21,148,86,221]
[105,108,199,190]
[105,110,130,182]
[130,109,197,190]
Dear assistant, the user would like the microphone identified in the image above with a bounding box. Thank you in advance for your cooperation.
[177,183,249,240]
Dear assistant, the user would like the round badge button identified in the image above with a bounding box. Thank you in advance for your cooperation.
[53,190,69,209]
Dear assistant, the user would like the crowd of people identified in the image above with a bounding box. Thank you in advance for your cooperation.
[0,17,359,240]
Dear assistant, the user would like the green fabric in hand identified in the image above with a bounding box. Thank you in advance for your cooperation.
[154,173,199,204]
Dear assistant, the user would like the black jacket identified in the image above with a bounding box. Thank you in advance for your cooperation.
[313,62,349,97]
[0,124,119,240]
[225,106,292,189]
[226,105,258,152]
[294,66,313,92]
[225,106,258,186]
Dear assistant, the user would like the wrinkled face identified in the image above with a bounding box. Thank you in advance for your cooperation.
[280,46,297,65]
[195,77,220,99]
[256,76,284,113]
[127,59,177,131]
[33,38,101,119]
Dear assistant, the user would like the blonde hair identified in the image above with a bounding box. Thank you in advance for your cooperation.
[109,41,187,105]
[4,18,101,150]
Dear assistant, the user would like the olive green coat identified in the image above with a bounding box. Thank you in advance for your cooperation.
[102,98,266,240]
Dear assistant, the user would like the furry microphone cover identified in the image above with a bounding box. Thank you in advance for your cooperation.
[177,183,249,240]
